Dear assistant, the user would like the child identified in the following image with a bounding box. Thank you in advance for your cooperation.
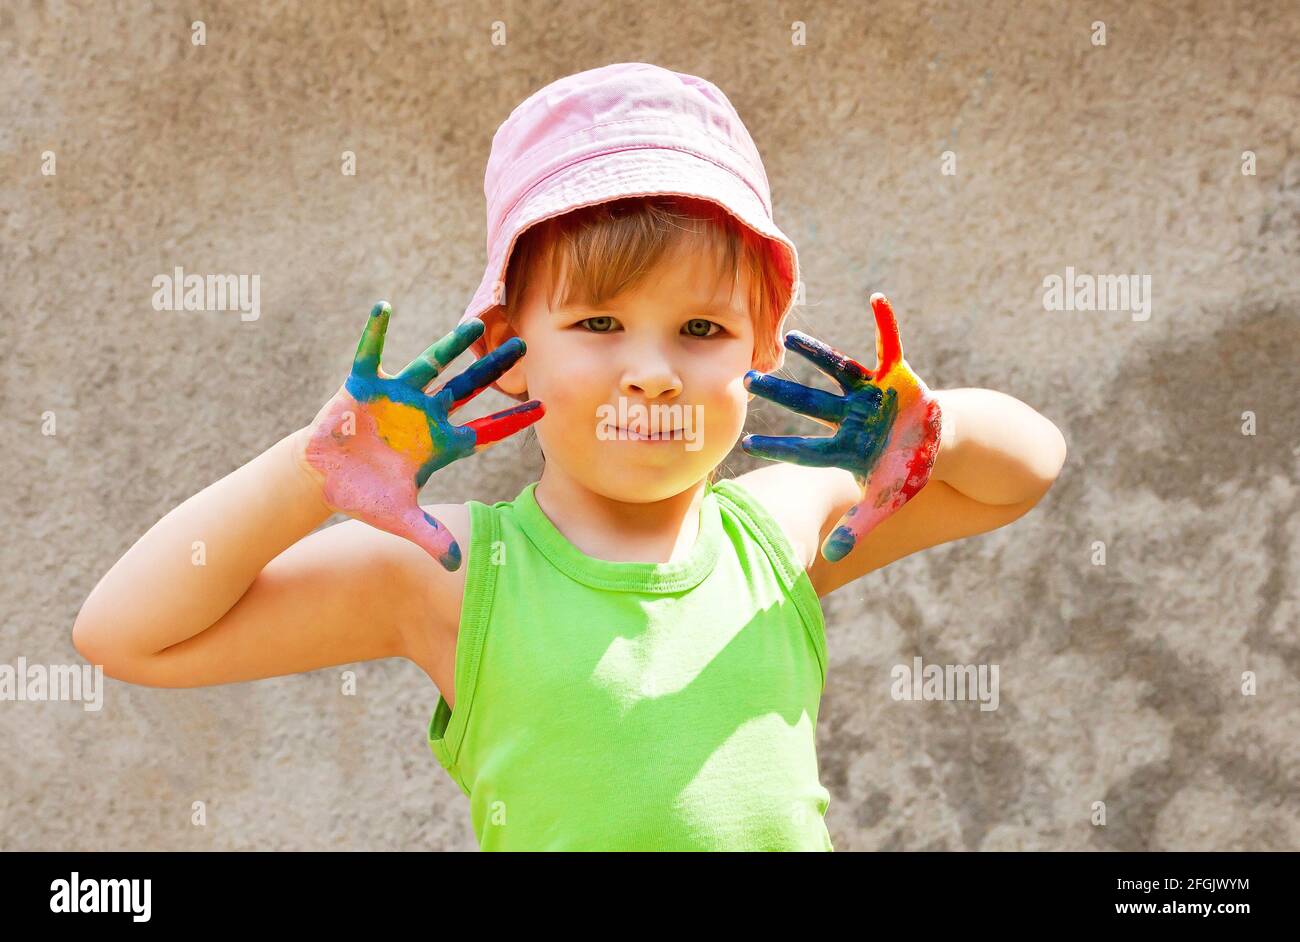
[72,63,1066,851]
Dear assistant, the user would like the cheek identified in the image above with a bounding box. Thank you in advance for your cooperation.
[531,375,594,439]
[697,374,749,441]
[518,336,578,403]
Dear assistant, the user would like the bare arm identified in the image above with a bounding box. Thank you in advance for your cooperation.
[804,387,1064,595]
[734,387,1064,597]
[70,427,431,686]
[736,295,1064,597]
[71,301,542,689]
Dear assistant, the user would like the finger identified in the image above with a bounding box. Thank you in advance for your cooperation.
[740,433,844,468]
[394,317,486,390]
[463,399,545,448]
[744,370,846,426]
[434,337,526,408]
[441,380,491,416]
[869,293,903,377]
[783,330,872,393]
[352,301,392,379]
[393,506,463,572]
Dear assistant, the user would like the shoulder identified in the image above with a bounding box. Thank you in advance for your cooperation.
[720,464,859,575]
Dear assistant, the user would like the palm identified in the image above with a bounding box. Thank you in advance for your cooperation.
[301,301,543,571]
[741,293,942,562]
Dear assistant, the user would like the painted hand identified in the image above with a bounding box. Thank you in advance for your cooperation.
[296,301,543,571]
[741,293,942,562]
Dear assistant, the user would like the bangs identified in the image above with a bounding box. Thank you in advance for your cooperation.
[496,194,791,372]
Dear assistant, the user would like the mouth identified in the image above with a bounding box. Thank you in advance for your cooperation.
[617,426,684,441]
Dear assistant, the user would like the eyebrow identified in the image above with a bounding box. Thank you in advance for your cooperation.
[566,298,747,320]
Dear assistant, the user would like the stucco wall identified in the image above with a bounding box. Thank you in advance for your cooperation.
[2,0,1295,850]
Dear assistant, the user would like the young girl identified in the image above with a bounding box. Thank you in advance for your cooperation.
[72,63,1066,851]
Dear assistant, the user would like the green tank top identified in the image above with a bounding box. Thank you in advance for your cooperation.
[426,478,833,851]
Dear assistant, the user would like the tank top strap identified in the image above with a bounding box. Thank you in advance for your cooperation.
[708,478,827,689]
[427,494,500,796]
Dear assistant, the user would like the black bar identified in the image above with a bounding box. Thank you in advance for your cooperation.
[0,850,1287,927]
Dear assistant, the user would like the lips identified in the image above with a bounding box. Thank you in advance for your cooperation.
[618,426,683,440]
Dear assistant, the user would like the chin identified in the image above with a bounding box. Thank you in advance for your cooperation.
[585,466,709,503]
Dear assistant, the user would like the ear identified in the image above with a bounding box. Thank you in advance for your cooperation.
[483,312,529,398]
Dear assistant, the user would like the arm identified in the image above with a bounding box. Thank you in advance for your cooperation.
[736,294,1065,597]
[70,427,465,688]
[802,387,1064,596]
[72,301,540,689]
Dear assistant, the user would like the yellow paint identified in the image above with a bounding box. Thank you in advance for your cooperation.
[369,399,433,459]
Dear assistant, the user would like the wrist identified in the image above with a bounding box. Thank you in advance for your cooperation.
[281,426,334,519]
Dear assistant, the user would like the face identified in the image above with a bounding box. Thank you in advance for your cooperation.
[488,236,758,503]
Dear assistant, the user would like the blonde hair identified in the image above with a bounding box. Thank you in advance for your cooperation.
[485,194,794,487]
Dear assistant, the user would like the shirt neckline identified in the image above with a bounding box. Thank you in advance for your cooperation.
[511,480,723,593]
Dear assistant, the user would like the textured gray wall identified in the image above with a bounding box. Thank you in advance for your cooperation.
[2,0,1295,851]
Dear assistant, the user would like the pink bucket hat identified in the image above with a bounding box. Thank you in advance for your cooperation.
[457,61,801,399]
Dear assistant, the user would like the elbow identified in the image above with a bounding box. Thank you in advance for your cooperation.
[71,614,95,661]
[72,618,168,686]
[1017,427,1067,507]
[1049,425,1068,483]
[71,617,128,681]
[71,617,108,673]
[71,586,111,666]
[1034,423,1068,492]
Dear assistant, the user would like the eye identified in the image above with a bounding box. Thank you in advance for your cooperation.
[577,315,620,333]
[683,318,724,338]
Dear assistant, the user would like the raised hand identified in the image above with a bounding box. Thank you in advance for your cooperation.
[741,292,942,563]
[295,301,543,571]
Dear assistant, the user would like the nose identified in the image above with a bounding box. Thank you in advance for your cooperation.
[619,342,682,400]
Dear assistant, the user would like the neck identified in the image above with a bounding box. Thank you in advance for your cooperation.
[532,466,708,564]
